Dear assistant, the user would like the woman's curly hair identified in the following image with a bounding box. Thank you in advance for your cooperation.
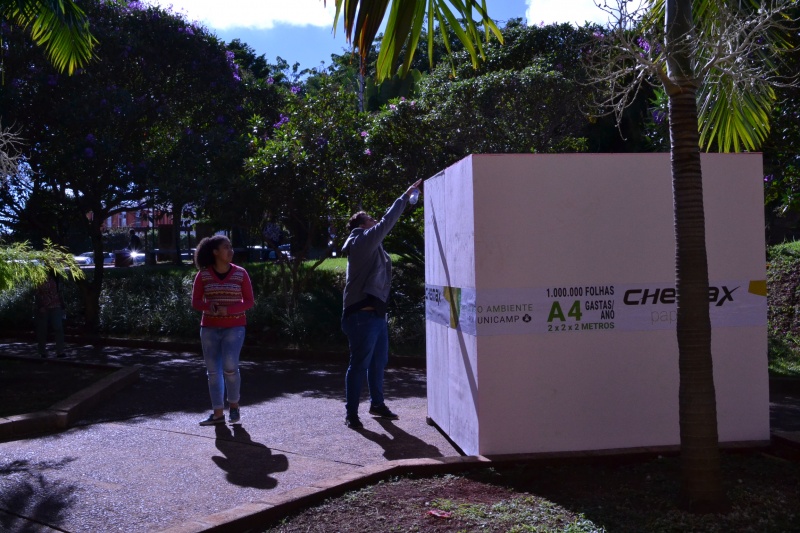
[194,235,230,269]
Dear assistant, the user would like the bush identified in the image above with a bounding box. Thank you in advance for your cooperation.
[0,260,426,356]
[767,252,800,375]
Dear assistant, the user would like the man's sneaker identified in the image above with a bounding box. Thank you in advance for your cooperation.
[199,414,226,426]
[229,407,241,424]
[369,404,399,420]
[345,415,363,429]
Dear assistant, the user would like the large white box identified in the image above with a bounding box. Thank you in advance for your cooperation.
[424,153,769,456]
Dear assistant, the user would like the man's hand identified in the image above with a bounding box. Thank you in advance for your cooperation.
[404,179,423,198]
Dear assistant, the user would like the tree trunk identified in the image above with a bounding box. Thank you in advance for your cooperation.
[172,202,184,266]
[665,0,727,512]
[78,224,105,334]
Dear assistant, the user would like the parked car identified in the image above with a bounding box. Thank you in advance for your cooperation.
[74,252,114,266]
[111,250,146,267]
[268,244,292,261]
[73,253,92,266]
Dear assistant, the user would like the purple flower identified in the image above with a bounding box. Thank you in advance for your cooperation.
[651,110,666,124]
[400,97,406,102]
[389,104,397,110]
[360,131,368,137]
[315,136,328,147]
[637,37,651,53]
[273,114,289,128]
[764,174,774,183]
[267,77,274,84]
[185,127,193,135]
[364,149,371,155]
[290,86,300,94]
[83,147,94,158]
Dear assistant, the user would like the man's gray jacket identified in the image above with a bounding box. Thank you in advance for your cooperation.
[341,195,409,310]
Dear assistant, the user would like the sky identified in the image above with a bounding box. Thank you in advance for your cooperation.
[145,0,611,71]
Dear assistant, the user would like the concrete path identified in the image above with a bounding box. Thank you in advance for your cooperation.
[0,342,457,532]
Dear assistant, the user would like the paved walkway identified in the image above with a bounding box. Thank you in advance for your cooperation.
[0,341,458,532]
[0,340,798,532]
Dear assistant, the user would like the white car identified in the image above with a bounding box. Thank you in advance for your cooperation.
[74,252,114,265]
[73,253,92,266]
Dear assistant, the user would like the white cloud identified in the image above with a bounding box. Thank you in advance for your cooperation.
[146,0,336,30]
[525,0,609,27]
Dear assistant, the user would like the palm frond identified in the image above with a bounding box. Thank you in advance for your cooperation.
[327,0,503,82]
[2,0,96,74]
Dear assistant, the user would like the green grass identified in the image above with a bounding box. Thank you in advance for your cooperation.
[310,257,348,272]
[768,239,800,260]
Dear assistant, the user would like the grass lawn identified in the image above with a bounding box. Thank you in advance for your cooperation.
[0,357,117,418]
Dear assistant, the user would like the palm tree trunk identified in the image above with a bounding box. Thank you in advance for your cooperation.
[665,0,726,512]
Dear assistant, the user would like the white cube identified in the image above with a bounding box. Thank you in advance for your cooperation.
[424,153,769,456]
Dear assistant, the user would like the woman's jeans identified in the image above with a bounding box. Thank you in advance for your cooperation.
[200,326,245,410]
[342,311,388,417]
[37,308,64,356]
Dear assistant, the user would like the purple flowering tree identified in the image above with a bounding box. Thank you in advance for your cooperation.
[0,0,248,328]
[245,75,369,307]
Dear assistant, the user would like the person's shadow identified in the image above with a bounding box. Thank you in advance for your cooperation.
[356,418,444,460]
[212,424,289,489]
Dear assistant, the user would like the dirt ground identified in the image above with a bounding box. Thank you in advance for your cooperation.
[262,450,800,533]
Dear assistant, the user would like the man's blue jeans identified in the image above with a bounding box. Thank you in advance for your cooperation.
[342,311,388,417]
[200,326,245,410]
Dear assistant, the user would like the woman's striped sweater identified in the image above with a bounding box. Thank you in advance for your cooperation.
[191,264,254,327]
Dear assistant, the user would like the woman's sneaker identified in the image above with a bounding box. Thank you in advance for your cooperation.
[229,407,241,424]
[369,404,399,420]
[199,414,225,426]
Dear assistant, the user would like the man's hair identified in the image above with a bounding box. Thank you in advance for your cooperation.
[347,211,370,232]
[194,235,230,269]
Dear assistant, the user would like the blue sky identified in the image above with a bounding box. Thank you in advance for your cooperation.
[146,1,610,71]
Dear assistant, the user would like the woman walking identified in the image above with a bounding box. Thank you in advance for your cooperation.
[192,235,254,426]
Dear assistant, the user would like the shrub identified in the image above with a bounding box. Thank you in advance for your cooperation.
[0,261,426,356]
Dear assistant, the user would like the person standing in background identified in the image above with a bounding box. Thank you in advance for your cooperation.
[128,229,142,252]
[35,270,66,358]
[191,235,254,426]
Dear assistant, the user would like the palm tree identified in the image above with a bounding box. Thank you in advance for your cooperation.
[1,0,95,74]
[593,0,794,510]
[661,0,723,511]
[326,0,502,79]
[327,0,795,512]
